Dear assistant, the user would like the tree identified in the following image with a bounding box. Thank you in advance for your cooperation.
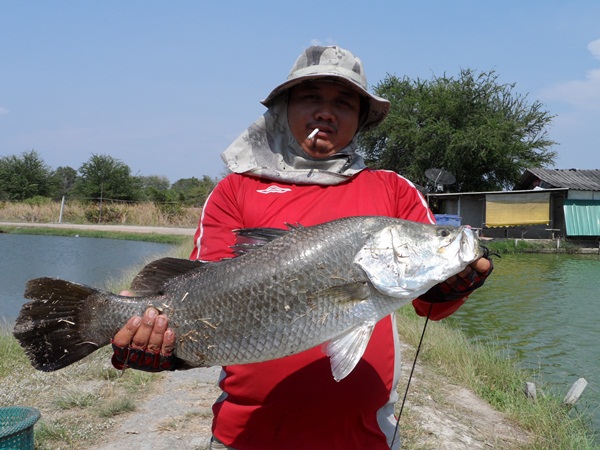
[171,176,217,207]
[359,69,557,192]
[0,150,53,200]
[139,175,171,193]
[73,154,141,201]
[50,166,78,200]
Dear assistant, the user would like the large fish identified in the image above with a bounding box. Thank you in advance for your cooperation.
[13,216,482,381]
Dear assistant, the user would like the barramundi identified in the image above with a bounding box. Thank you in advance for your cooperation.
[13,216,482,381]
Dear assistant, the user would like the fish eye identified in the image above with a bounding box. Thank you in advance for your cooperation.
[438,228,451,237]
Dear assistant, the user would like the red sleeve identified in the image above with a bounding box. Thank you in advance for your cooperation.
[190,175,244,262]
[412,298,467,321]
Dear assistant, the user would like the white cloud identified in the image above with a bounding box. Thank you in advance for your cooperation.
[540,39,600,110]
[588,39,600,60]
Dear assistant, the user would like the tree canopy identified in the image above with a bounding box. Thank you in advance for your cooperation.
[0,150,53,200]
[73,154,142,201]
[359,69,557,192]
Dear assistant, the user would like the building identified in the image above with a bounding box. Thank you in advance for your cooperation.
[427,168,600,239]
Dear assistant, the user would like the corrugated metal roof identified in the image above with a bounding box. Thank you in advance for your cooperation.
[563,200,600,236]
[517,168,600,191]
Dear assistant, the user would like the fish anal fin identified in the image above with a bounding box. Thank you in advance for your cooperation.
[130,257,206,295]
[324,322,375,382]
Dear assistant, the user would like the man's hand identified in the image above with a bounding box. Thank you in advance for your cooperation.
[111,291,178,372]
[444,256,492,286]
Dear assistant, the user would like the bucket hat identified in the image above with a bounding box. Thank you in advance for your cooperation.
[261,45,390,131]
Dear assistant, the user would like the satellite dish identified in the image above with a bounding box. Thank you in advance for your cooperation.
[425,168,456,192]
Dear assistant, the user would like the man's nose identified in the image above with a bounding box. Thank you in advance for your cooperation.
[314,101,336,122]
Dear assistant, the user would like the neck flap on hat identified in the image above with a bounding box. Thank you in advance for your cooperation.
[221,98,366,186]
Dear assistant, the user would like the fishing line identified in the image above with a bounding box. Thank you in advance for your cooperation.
[390,301,433,449]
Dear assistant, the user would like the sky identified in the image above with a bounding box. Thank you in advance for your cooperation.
[1,1,599,184]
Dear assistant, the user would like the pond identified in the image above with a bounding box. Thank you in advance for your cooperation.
[447,253,600,433]
[0,234,174,321]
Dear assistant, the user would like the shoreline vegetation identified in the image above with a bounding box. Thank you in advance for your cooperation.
[1,202,598,448]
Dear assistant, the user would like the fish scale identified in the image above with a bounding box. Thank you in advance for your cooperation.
[13,216,481,380]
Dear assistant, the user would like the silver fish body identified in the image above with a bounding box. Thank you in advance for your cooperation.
[14,216,481,380]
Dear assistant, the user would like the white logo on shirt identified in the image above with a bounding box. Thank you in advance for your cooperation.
[257,185,292,194]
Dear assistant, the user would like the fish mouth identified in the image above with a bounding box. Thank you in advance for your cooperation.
[459,227,481,263]
[439,226,480,263]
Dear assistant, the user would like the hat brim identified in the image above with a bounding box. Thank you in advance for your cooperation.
[261,73,390,132]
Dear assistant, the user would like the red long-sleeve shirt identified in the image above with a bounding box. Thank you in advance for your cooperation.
[190,169,465,450]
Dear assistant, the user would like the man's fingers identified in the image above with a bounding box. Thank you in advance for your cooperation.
[162,329,176,356]
[130,308,159,349]
[146,315,169,353]
[470,256,491,274]
[113,315,142,347]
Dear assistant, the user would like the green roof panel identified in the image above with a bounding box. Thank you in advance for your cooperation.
[563,200,600,236]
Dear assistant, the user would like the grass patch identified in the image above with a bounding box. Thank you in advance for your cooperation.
[1,225,191,245]
[0,321,29,377]
[53,391,98,410]
[486,238,585,254]
[396,306,598,449]
[97,397,137,418]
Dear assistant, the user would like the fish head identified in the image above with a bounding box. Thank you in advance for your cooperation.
[354,220,482,299]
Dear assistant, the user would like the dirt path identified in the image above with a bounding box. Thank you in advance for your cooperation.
[88,343,530,450]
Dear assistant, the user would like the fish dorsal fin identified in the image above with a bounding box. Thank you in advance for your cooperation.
[232,224,302,256]
[324,322,375,381]
[130,257,207,295]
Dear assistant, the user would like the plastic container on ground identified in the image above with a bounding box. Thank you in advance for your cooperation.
[0,406,41,450]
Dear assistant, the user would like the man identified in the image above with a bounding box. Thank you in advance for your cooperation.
[112,45,492,449]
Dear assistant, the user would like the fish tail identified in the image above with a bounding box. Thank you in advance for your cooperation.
[13,277,123,372]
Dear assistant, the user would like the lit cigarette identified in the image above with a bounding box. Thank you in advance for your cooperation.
[307,128,319,140]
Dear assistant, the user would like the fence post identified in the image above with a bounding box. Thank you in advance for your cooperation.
[59,196,65,223]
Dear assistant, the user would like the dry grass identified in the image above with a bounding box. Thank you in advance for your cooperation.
[0,200,201,228]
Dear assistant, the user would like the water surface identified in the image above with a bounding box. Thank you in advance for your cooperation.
[447,253,600,431]
[0,234,174,320]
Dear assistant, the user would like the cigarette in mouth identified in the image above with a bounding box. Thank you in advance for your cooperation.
[307,128,319,140]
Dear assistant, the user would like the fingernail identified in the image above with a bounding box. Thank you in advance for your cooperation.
[156,315,166,327]
[132,316,142,327]
[147,308,157,319]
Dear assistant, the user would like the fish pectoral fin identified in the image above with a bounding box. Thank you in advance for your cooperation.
[312,283,370,305]
[324,322,375,382]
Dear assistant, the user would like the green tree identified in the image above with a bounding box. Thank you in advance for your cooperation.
[139,175,171,194]
[171,176,217,207]
[0,150,53,200]
[73,154,141,201]
[49,166,78,200]
[359,69,557,192]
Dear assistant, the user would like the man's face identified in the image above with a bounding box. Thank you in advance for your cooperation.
[287,80,362,159]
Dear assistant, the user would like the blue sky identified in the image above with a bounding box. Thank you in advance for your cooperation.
[1,1,599,183]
